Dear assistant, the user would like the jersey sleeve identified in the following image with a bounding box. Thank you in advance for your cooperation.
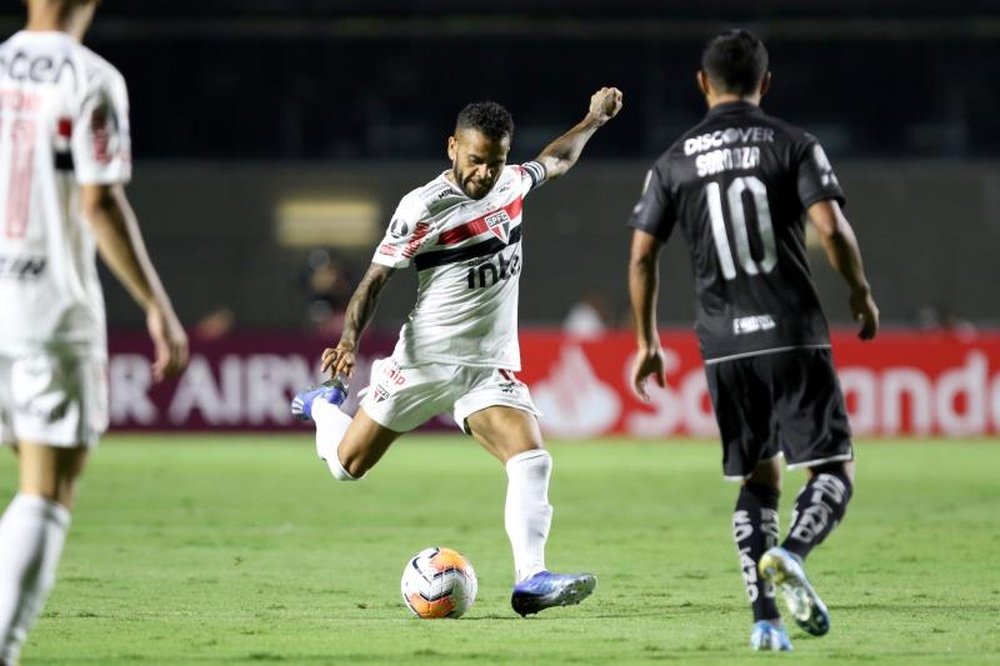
[796,134,846,209]
[72,69,132,185]
[371,194,432,269]
[514,161,547,198]
[627,162,676,242]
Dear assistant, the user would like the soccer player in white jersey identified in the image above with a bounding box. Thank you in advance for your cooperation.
[0,2,188,663]
[292,87,622,616]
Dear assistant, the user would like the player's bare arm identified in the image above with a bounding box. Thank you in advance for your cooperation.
[81,183,188,380]
[321,262,396,378]
[807,199,879,340]
[534,87,623,180]
[628,229,667,401]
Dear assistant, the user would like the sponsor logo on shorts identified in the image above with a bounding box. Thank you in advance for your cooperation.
[383,364,406,387]
[498,369,521,394]
[17,400,69,422]
[733,314,776,335]
[0,254,47,280]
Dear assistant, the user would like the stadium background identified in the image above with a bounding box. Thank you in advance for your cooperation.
[2,4,1000,665]
[2,1,998,435]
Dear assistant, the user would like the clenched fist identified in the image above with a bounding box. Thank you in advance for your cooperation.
[589,87,624,125]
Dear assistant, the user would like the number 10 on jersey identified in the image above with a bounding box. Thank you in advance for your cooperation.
[706,175,777,280]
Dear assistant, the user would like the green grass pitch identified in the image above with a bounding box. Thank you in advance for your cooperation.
[2,436,998,664]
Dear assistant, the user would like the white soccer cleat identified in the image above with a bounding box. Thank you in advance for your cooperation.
[758,547,830,636]
[750,620,793,651]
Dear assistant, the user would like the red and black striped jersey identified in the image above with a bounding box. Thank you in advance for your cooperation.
[372,162,546,370]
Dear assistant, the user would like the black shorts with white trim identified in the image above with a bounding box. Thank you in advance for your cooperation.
[705,346,853,480]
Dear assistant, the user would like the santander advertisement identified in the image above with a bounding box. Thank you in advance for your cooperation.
[109,330,1000,437]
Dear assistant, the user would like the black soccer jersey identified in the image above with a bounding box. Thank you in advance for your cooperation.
[629,101,846,362]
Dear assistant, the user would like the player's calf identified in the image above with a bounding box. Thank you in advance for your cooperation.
[733,482,781,624]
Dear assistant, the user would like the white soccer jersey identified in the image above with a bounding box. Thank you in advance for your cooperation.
[372,162,547,370]
[0,31,131,356]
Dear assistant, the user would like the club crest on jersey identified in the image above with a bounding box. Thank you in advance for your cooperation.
[485,210,511,243]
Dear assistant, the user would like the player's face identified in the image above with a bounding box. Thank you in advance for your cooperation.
[448,128,510,200]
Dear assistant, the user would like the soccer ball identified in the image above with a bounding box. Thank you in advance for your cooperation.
[400,546,478,619]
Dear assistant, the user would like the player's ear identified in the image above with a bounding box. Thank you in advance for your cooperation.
[759,71,772,98]
[696,70,710,97]
[447,135,457,162]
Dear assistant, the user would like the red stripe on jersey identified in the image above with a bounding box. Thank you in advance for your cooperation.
[57,117,72,138]
[401,221,431,258]
[438,196,523,246]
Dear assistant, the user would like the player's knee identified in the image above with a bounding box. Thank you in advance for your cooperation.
[811,461,854,490]
[746,457,782,490]
[742,480,780,504]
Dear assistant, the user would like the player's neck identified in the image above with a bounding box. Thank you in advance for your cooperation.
[707,93,762,109]
[26,5,91,42]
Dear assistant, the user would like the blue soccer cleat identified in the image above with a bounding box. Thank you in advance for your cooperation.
[290,378,348,422]
[750,620,793,651]
[758,547,830,636]
[510,571,597,617]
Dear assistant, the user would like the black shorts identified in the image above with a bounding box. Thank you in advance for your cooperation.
[705,347,853,480]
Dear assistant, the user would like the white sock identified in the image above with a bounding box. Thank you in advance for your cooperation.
[0,494,71,665]
[505,449,553,582]
[312,400,358,481]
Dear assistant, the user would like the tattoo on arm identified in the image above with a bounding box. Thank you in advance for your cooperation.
[340,264,395,348]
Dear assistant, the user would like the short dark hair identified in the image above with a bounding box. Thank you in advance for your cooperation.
[701,29,769,96]
[455,101,514,141]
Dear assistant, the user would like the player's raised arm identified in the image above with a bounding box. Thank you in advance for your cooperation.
[81,183,188,381]
[628,229,667,402]
[533,87,623,180]
[320,263,396,378]
[806,199,879,340]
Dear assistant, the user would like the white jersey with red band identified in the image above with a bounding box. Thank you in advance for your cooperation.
[372,162,546,370]
[0,30,131,355]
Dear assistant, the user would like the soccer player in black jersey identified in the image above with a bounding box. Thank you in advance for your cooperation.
[627,29,879,651]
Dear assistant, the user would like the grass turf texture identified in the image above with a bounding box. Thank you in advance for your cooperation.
[2,436,998,665]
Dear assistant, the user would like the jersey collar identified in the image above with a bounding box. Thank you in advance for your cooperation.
[706,100,764,118]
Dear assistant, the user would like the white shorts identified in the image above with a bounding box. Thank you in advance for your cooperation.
[360,357,541,434]
[0,352,109,448]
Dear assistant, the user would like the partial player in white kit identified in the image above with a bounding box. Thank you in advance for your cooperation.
[0,2,188,663]
[291,88,622,616]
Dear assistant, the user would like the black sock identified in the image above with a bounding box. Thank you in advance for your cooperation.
[733,482,781,622]
[782,467,853,560]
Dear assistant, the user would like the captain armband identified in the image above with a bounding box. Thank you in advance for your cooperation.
[521,161,547,189]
